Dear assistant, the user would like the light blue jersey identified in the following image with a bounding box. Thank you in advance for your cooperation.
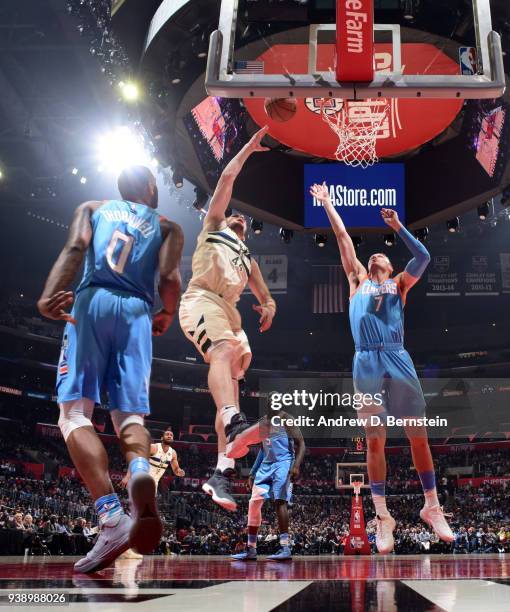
[77,200,163,305]
[57,200,164,413]
[261,425,295,465]
[349,278,404,350]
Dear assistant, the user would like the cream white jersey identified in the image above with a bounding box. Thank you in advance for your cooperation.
[186,225,252,306]
[149,443,175,483]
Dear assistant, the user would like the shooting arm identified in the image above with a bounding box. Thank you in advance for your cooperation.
[158,220,184,316]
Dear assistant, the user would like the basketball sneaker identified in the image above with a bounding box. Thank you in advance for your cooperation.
[266,546,292,561]
[420,505,454,542]
[375,514,396,555]
[202,468,237,511]
[225,413,267,460]
[74,513,131,573]
[128,472,163,554]
[118,548,143,560]
[230,547,257,561]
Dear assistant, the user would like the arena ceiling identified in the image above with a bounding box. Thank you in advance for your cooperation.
[113,0,510,231]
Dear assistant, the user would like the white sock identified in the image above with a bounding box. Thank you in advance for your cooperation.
[216,451,235,472]
[424,488,440,508]
[220,405,238,428]
[373,494,389,518]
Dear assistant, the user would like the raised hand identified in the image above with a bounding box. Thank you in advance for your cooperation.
[246,126,271,153]
[381,208,401,230]
[310,182,331,203]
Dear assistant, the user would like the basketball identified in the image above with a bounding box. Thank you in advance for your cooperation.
[264,97,298,122]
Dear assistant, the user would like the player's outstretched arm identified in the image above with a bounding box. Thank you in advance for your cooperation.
[37,200,101,322]
[248,259,276,333]
[381,209,431,295]
[171,452,185,477]
[204,126,270,231]
[309,182,366,281]
[153,220,184,336]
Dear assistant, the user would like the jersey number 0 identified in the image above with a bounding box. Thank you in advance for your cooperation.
[106,230,134,274]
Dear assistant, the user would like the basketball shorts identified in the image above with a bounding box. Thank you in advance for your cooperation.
[56,286,152,414]
[179,288,251,364]
[251,459,293,504]
[353,346,426,419]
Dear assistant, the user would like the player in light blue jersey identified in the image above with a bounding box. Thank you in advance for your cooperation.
[310,182,453,555]
[231,412,305,562]
[38,166,184,573]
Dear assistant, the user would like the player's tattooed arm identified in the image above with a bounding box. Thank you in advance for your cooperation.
[154,220,184,336]
[204,126,270,231]
[280,411,305,482]
[381,208,431,294]
[171,452,185,477]
[37,200,100,322]
[309,182,367,287]
[248,259,276,333]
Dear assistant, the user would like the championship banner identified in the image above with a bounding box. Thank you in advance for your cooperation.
[426,254,461,297]
[500,253,510,294]
[463,254,500,296]
[243,254,288,294]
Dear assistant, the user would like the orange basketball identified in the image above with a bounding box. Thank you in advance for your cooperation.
[264,97,298,122]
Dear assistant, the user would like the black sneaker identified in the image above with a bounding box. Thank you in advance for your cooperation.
[225,413,266,460]
[202,468,237,511]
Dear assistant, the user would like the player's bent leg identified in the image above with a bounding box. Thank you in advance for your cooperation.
[61,401,132,573]
[112,411,163,555]
[405,425,454,543]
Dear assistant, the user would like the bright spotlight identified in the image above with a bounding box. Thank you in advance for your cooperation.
[72,167,79,175]
[120,81,140,102]
[80,177,87,184]
[0,169,3,180]
[97,127,153,174]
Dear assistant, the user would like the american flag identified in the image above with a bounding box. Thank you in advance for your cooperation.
[234,60,264,74]
[312,265,344,314]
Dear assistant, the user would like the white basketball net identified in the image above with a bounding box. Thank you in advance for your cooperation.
[320,98,390,169]
[352,482,363,498]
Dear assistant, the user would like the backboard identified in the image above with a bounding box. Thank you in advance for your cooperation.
[336,462,370,491]
[206,0,505,100]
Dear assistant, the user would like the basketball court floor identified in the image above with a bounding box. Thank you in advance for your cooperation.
[0,555,509,611]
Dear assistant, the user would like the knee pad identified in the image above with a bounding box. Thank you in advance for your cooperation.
[110,410,145,438]
[247,497,264,527]
[58,399,94,442]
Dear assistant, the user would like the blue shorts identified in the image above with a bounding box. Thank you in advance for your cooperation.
[56,286,152,413]
[251,459,293,503]
[353,347,426,418]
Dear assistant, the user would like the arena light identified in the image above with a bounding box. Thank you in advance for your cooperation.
[0,169,3,180]
[280,228,293,243]
[193,187,208,212]
[447,217,460,233]
[384,234,396,247]
[352,236,363,249]
[314,233,327,247]
[71,167,79,175]
[80,176,87,184]
[414,227,429,242]
[478,200,493,220]
[172,167,184,188]
[251,219,263,235]
[119,81,140,102]
[96,126,153,174]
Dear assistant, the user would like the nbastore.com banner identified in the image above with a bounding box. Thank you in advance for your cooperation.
[304,163,405,229]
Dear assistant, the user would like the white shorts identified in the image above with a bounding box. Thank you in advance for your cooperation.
[179,289,251,365]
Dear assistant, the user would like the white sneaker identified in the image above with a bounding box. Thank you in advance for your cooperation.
[375,514,396,554]
[420,505,454,542]
[118,548,143,560]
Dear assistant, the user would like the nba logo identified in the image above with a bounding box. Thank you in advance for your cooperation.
[459,47,477,76]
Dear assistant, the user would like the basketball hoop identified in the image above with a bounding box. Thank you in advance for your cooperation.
[320,98,389,169]
[352,482,363,499]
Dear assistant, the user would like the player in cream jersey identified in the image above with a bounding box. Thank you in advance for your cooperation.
[180,126,277,512]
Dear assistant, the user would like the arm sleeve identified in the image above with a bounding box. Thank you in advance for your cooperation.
[398,225,431,279]
[250,449,264,476]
